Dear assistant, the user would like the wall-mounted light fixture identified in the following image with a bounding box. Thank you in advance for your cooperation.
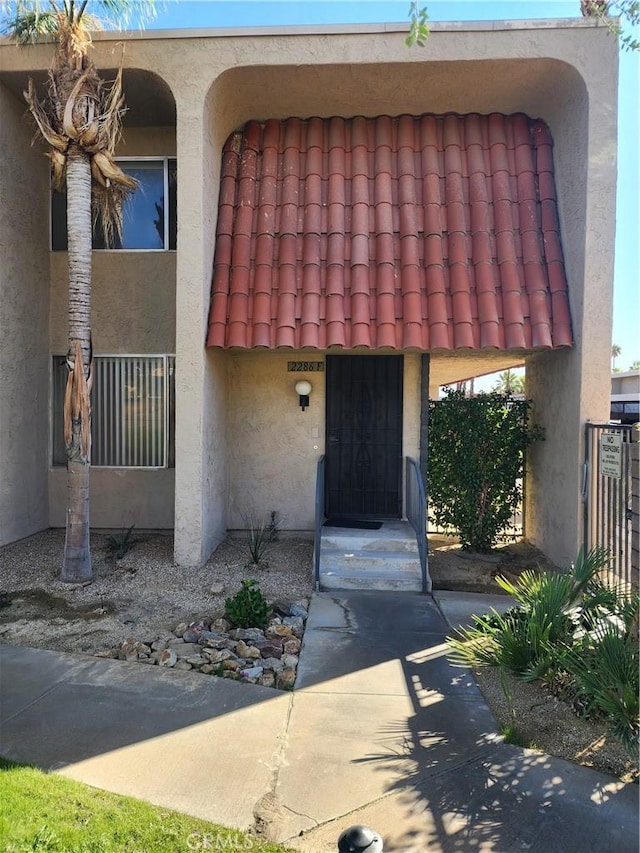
[295,380,312,411]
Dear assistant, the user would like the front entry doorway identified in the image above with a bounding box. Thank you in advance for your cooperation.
[325,355,403,518]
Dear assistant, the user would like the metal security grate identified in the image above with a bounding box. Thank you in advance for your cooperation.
[583,423,636,588]
[52,355,175,468]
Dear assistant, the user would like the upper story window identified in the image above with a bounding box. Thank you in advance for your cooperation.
[51,157,177,251]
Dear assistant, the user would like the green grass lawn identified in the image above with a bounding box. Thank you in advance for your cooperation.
[0,759,293,852]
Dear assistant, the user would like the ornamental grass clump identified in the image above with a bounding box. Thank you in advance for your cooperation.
[448,547,639,757]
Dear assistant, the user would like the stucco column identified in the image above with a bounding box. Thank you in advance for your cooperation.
[525,30,618,566]
[173,81,228,567]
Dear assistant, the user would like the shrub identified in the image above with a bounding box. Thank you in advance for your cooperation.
[225,579,270,629]
[427,389,544,552]
[448,547,640,756]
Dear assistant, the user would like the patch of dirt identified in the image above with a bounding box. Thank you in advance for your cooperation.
[428,534,558,593]
[0,530,313,654]
[0,530,636,783]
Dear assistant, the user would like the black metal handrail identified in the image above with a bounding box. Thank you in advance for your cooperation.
[406,456,430,593]
[314,455,326,591]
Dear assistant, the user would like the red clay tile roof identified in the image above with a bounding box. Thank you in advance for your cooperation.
[206,113,573,351]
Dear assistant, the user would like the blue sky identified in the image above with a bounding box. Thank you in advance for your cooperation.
[146,0,638,368]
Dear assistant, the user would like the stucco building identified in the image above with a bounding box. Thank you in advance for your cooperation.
[0,18,617,572]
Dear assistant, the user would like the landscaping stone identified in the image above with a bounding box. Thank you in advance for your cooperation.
[256,639,283,659]
[106,599,309,691]
[266,624,293,639]
[276,668,296,690]
[259,671,276,688]
[230,627,265,642]
[158,648,177,667]
[170,642,202,658]
[182,621,208,643]
[241,665,264,680]
[282,616,304,637]
[283,638,301,656]
[236,640,261,659]
[209,582,225,595]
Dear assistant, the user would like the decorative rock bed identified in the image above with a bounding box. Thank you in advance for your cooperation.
[95,600,309,691]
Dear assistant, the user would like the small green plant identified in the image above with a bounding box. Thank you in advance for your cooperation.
[105,524,136,560]
[225,579,270,629]
[500,722,530,748]
[243,512,277,566]
[427,389,544,553]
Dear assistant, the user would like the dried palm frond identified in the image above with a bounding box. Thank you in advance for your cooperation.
[100,64,127,155]
[92,181,129,248]
[47,148,67,191]
[23,79,68,152]
[63,340,92,460]
[54,12,93,73]
[62,68,94,139]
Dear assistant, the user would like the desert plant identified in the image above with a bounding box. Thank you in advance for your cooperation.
[427,389,544,553]
[105,524,136,561]
[561,628,639,756]
[243,512,278,566]
[225,579,270,629]
[448,547,640,756]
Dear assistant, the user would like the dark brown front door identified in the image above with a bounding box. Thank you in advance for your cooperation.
[325,355,403,518]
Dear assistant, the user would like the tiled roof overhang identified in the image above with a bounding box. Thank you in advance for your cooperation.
[206,113,573,351]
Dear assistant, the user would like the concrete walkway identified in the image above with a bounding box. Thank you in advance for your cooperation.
[1,591,638,852]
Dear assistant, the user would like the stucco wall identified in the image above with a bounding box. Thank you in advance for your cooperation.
[47,124,177,531]
[0,82,50,545]
[523,34,617,565]
[48,469,175,530]
[226,352,421,531]
[0,21,618,566]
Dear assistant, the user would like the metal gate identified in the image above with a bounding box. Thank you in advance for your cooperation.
[583,423,636,587]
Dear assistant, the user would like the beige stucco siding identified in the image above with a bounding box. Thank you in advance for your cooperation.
[48,469,175,530]
[225,352,421,531]
[0,82,50,545]
[47,125,177,531]
[48,252,176,355]
[0,21,618,567]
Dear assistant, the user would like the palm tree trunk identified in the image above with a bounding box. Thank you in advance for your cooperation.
[61,144,93,582]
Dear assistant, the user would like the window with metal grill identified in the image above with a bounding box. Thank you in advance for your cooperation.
[52,355,175,468]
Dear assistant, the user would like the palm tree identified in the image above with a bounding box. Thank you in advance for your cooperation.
[612,343,622,371]
[2,1,156,582]
[492,369,526,396]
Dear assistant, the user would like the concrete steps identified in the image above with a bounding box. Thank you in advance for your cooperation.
[318,519,427,592]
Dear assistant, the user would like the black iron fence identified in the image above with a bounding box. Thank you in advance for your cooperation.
[314,455,326,591]
[405,457,429,593]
